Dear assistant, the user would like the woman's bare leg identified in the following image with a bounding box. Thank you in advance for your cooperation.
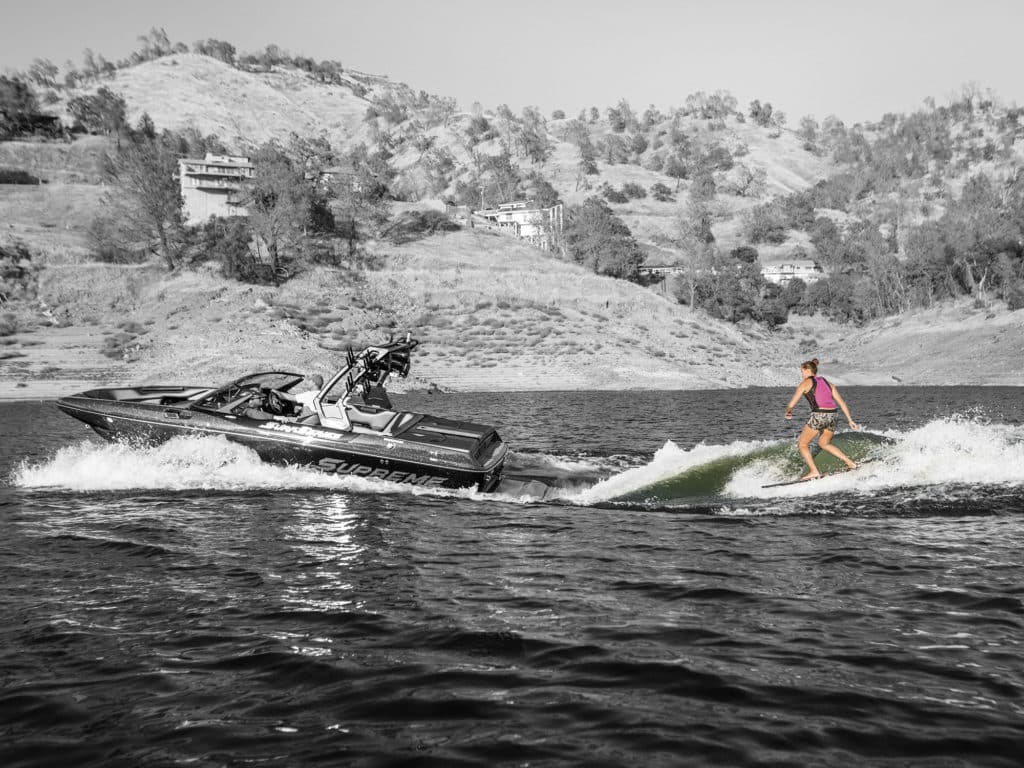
[798,425,821,479]
[818,430,857,469]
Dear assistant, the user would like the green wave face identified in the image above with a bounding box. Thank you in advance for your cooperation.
[613,432,887,503]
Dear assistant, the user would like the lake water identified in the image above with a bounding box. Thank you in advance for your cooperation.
[2,387,1023,767]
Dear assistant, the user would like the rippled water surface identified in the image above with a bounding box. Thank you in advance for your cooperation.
[2,387,1023,767]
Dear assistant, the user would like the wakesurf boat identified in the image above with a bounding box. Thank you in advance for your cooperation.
[56,335,508,492]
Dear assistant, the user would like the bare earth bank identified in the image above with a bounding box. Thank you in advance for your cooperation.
[2,247,1022,401]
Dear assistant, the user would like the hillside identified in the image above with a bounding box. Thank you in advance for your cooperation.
[3,52,1024,398]
[48,55,833,265]
[53,54,388,150]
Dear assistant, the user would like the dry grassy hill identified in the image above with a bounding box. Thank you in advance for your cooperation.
[1,227,802,397]
[4,55,1024,398]
[56,54,380,150]
[49,55,833,266]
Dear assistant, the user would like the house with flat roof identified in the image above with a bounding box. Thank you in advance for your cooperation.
[177,153,254,225]
[761,261,823,285]
[472,201,564,251]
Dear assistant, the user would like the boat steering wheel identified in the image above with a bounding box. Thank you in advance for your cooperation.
[264,388,290,416]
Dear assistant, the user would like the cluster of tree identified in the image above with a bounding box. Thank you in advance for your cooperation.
[23,29,355,97]
[562,197,645,281]
[89,114,398,283]
[0,75,40,138]
[599,182,648,204]
[67,87,127,136]
[729,169,1024,325]
[668,247,798,327]
[748,100,786,131]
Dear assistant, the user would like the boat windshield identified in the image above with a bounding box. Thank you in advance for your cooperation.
[193,372,304,412]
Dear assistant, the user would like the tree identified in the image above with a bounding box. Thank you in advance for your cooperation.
[601,134,629,164]
[749,100,773,127]
[690,170,717,202]
[193,38,236,64]
[670,245,714,310]
[0,76,39,138]
[518,106,552,163]
[680,199,715,244]
[563,197,644,280]
[81,48,100,81]
[67,87,126,135]
[134,112,156,140]
[641,105,662,130]
[331,143,396,258]
[240,142,315,275]
[721,164,767,197]
[479,150,522,206]
[94,134,184,270]
[798,115,819,143]
[742,201,789,244]
[700,253,765,322]
[526,171,561,208]
[137,27,173,60]
[664,153,688,191]
[28,58,58,88]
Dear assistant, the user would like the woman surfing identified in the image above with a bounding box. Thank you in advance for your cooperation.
[784,359,859,480]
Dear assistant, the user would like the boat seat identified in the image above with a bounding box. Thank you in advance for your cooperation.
[346,404,398,431]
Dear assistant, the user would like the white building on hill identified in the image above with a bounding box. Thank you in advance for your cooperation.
[761,261,823,285]
[178,153,254,225]
[472,201,564,251]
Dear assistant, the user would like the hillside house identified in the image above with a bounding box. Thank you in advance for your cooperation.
[761,261,823,285]
[178,153,254,224]
[472,201,564,251]
[638,264,687,278]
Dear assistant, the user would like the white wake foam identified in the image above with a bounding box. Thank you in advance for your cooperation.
[11,434,478,499]
[730,416,1024,498]
[13,417,1024,505]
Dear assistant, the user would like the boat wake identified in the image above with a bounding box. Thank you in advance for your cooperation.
[12,417,1024,511]
[570,416,1024,507]
[11,435,479,499]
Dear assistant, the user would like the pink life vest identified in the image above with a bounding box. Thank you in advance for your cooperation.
[803,376,837,412]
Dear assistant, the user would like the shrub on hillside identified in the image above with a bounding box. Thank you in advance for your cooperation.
[0,312,18,336]
[650,182,674,202]
[0,169,43,184]
[621,182,647,200]
[0,241,40,303]
[1006,280,1024,311]
[192,217,282,285]
[730,246,759,264]
[88,218,153,264]
[384,210,460,244]
[742,202,789,244]
[600,184,628,204]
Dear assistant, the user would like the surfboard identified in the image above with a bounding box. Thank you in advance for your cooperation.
[761,459,876,489]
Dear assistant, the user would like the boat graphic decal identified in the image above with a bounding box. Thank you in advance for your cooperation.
[317,458,448,486]
[259,422,343,441]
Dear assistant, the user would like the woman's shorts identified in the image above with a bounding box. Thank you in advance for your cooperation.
[807,411,838,432]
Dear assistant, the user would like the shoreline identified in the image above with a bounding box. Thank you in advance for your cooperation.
[5,372,1024,403]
